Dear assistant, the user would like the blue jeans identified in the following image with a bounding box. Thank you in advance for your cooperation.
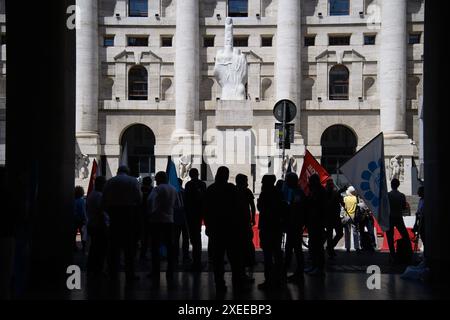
[344,222,360,250]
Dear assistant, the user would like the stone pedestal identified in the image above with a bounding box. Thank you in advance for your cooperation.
[215,100,253,128]
[205,100,253,184]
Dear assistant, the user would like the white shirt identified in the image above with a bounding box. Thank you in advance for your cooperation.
[147,183,178,223]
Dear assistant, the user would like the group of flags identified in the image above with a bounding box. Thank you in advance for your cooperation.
[297,132,390,231]
[87,132,391,231]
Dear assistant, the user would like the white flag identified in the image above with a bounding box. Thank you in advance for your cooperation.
[340,133,390,231]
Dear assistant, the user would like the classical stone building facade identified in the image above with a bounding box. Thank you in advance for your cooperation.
[75,0,424,195]
[1,0,425,195]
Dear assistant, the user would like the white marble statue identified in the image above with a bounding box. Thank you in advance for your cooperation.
[283,155,298,174]
[214,18,248,100]
[389,155,403,181]
[178,155,192,182]
[75,153,90,180]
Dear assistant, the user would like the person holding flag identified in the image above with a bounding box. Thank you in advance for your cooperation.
[339,132,391,234]
[386,178,411,261]
[324,178,344,258]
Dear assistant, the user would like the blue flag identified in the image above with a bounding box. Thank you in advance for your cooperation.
[166,156,180,192]
[340,133,390,231]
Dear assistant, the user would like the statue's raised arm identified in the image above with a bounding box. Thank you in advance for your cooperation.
[214,18,248,100]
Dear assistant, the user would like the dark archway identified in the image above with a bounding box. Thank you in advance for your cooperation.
[120,124,155,177]
[321,125,357,175]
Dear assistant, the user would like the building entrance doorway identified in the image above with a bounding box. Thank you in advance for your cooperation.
[321,125,357,183]
[120,124,155,177]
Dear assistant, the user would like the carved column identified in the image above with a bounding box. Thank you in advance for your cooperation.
[75,0,99,188]
[275,0,301,135]
[273,0,304,175]
[173,0,199,138]
[76,0,99,134]
[379,0,407,138]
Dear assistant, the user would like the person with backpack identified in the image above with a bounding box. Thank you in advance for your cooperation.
[357,200,376,251]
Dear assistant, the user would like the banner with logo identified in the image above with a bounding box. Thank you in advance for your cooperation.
[340,133,390,231]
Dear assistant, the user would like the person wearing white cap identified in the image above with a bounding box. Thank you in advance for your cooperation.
[343,186,361,253]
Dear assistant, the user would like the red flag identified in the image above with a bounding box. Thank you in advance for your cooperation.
[299,149,331,195]
[87,159,98,196]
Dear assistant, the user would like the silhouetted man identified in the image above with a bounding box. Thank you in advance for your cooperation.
[139,176,153,260]
[306,174,327,276]
[257,174,286,290]
[324,179,344,258]
[413,186,425,246]
[184,168,207,271]
[147,171,178,282]
[235,174,256,280]
[204,166,246,293]
[174,178,190,264]
[86,176,108,276]
[284,172,307,283]
[102,165,142,283]
[387,178,410,259]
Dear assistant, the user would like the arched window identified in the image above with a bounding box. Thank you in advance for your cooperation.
[321,125,357,176]
[129,0,148,17]
[120,124,156,177]
[128,66,148,100]
[329,0,350,16]
[329,65,349,100]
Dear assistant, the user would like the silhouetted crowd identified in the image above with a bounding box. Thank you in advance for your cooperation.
[72,165,425,293]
